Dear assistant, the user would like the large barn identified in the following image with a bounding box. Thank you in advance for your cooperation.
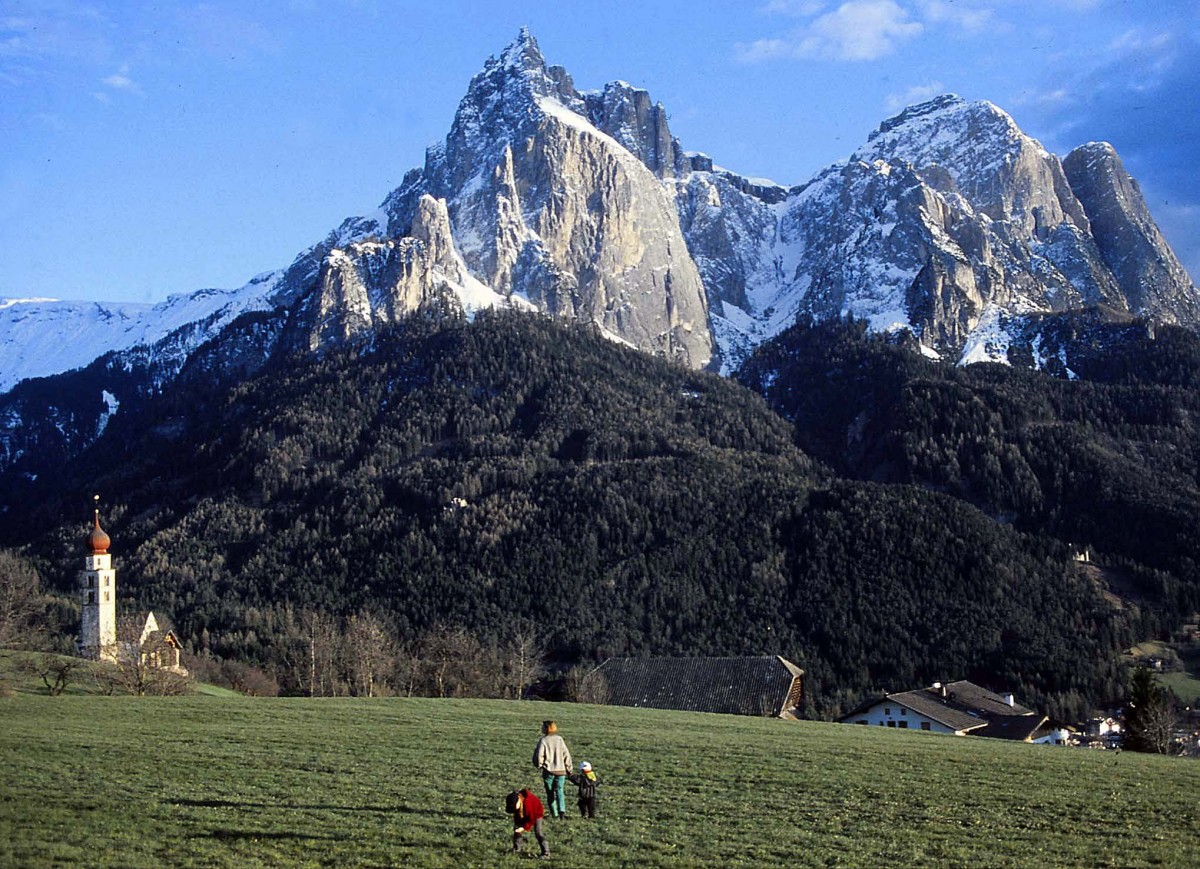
[581,656,804,718]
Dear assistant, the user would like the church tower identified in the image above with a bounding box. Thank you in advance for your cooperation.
[79,499,117,662]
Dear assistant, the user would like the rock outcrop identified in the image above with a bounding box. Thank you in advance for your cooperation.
[1063,142,1200,325]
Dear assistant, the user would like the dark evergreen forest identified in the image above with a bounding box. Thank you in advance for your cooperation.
[8,310,1194,718]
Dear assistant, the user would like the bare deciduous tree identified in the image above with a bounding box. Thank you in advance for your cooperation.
[391,638,423,697]
[344,610,393,697]
[21,653,85,696]
[1125,667,1179,754]
[0,550,45,649]
[293,608,342,697]
[566,664,609,705]
[499,620,548,700]
[420,624,491,697]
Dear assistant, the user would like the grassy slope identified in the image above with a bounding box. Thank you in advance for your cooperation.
[0,649,238,698]
[1,697,1197,868]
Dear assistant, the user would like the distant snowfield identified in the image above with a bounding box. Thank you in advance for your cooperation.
[0,272,281,394]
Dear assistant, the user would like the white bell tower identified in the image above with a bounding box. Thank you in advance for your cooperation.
[79,496,117,662]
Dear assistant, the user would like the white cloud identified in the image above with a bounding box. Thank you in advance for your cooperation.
[804,1,924,60]
[917,0,996,34]
[100,63,142,96]
[736,0,923,62]
[886,81,945,111]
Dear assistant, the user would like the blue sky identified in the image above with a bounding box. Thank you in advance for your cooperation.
[2,0,1197,304]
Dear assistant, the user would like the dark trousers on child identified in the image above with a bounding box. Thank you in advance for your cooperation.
[578,796,597,818]
[514,819,549,856]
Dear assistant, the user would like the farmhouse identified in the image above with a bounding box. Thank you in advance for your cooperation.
[581,656,804,718]
[840,680,1053,741]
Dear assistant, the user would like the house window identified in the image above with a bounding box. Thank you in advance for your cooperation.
[921,722,931,731]
[86,591,95,604]
[103,591,109,602]
[104,576,109,586]
[884,707,891,715]
[899,721,908,728]
[887,721,896,727]
[900,708,907,715]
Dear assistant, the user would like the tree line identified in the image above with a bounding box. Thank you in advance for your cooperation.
[0,310,1177,720]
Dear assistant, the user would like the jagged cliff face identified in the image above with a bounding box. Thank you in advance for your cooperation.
[1063,142,1200,325]
[375,32,712,368]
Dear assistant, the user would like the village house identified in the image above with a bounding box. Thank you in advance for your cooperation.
[581,656,804,718]
[839,680,1056,742]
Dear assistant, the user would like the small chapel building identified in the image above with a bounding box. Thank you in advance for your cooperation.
[78,503,188,676]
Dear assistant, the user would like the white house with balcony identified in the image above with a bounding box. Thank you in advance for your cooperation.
[840,679,1052,742]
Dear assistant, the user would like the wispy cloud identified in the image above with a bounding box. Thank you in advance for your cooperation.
[886,81,945,111]
[736,0,923,62]
[1014,28,1200,284]
[100,63,142,96]
[916,0,997,34]
[0,5,113,85]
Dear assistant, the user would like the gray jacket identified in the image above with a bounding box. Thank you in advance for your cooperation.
[532,734,572,775]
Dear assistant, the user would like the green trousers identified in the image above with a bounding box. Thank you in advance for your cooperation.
[541,771,567,818]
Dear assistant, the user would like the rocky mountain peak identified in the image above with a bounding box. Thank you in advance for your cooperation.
[872,93,967,137]
[855,93,1088,240]
[1064,141,1199,324]
[434,30,581,192]
[583,81,683,179]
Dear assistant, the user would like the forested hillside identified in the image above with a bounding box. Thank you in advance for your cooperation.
[4,311,1136,718]
[738,316,1200,640]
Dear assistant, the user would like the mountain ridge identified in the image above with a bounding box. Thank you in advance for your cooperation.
[0,30,1195,476]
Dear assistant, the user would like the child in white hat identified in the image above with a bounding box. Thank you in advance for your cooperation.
[567,760,601,818]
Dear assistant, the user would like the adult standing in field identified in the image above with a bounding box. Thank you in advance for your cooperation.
[532,719,572,819]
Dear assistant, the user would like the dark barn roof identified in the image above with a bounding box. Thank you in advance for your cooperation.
[586,656,803,718]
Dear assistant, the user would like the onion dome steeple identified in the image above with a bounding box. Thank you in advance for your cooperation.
[88,496,110,555]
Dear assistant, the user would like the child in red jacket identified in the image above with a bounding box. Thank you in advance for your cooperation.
[505,788,550,858]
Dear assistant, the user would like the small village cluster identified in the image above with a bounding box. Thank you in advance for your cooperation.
[73,507,1194,752]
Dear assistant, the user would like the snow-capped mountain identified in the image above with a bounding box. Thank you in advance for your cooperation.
[1,30,1195,396]
[681,93,1197,369]
[0,272,281,394]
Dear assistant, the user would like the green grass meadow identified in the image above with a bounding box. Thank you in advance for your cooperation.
[2,694,1198,868]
